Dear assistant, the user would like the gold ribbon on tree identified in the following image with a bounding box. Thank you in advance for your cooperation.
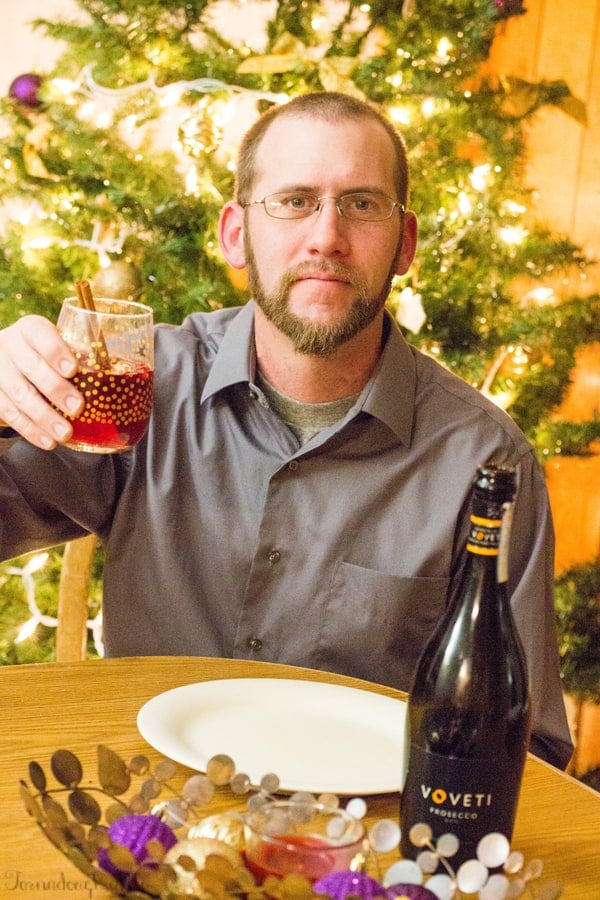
[237,33,365,98]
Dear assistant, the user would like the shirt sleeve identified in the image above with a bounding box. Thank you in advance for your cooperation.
[0,438,119,558]
[509,451,574,770]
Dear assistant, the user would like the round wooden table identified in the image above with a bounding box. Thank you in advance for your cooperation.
[1,656,599,899]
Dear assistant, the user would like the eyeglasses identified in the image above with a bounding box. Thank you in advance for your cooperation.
[243,190,405,223]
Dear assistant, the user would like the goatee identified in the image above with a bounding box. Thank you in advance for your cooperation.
[246,254,392,357]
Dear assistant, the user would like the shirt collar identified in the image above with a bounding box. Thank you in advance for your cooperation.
[356,312,415,446]
[201,302,416,446]
[201,301,257,403]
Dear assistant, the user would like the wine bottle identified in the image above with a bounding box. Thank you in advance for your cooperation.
[400,465,531,868]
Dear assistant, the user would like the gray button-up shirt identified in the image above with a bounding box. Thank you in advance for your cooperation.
[0,302,572,767]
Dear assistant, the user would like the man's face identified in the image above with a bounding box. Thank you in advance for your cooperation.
[240,115,410,356]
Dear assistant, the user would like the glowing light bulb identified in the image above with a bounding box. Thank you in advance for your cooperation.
[506,344,530,375]
[25,236,62,250]
[458,191,472,216]
[51,77,79,101]
[470,164,491,192]
[499,225,528,245]
[78,100,97,120]
[120,114,138,137]
[388,105,411,126]
[435,37,452,63]
[78,100,114,128]
[16,617,39,643]
[95,109,113,129]
[489,390,514,410]
[24,553,49,574]
[421,97,436,117]
[159,86,184,107]
[185,164,199,196]
[520,286,557,308]
[503,199,527,216]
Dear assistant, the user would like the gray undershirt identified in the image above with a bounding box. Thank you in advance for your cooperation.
[257,372,359,444]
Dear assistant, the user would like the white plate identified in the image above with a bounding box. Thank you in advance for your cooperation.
[137,677,406,795]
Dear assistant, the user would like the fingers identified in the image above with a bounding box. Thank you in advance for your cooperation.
[0,316,84,450]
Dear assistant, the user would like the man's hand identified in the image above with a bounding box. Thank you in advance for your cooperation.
[0,316,84,450]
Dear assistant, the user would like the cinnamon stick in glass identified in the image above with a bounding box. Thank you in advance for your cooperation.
[75,279,110,367]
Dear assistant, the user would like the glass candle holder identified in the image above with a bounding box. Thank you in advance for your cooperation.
[244,799,366,883]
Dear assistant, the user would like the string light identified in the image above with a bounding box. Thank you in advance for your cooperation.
[22,221,130,267]
[7,554,54,643]
[6,553,103,656]
[50,65,287,108]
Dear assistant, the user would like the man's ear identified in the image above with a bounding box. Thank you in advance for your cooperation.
[394,210,418,276]
[218,201,246,269]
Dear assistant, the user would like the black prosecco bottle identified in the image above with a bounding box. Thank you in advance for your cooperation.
[400,465,531,867]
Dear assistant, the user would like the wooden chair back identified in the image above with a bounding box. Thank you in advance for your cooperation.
[55,534,98,662]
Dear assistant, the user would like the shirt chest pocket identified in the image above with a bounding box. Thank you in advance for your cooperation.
[315,560,449,691]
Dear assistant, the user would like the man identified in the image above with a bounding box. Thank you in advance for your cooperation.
[0,92,572,768]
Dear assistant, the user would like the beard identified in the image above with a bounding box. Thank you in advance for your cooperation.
[244,236,398,357]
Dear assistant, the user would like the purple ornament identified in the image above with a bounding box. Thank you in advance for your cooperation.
[385,885,438,900]
[98,813,177,886]
[313,871,388,899]
[8,73,43,109]
[313,872,439,900]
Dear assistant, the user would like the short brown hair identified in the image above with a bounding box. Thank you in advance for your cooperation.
[234,92,410,207]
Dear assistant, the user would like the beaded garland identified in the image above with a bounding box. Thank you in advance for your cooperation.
[20,745,561,899]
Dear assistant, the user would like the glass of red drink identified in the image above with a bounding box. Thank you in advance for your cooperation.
[244,799,366,883]
[57,296,154,453]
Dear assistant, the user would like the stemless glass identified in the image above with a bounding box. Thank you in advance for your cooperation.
[57,296,154,453]
[244,799,366,883]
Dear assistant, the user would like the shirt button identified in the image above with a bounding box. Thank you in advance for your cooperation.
[247,636,263,651]
[268,549,281,564]
[288,460,299,471]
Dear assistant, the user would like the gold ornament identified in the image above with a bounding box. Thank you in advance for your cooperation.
[23,121,60,181]
[178,107,222,158]
[163,836,245,898]
[91,261,143,300]
[188,812,245,850]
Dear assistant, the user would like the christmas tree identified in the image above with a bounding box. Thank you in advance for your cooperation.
[1,0,599,676]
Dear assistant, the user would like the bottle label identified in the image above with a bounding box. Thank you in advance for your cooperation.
[400,743,523,864]
[466,514,501,556]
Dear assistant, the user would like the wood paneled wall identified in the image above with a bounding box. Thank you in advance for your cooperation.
[490,2,600,778]
[489,0,600,578]
[488,0,600,296]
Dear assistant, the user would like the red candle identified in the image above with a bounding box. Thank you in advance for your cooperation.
[245,833,343,882]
